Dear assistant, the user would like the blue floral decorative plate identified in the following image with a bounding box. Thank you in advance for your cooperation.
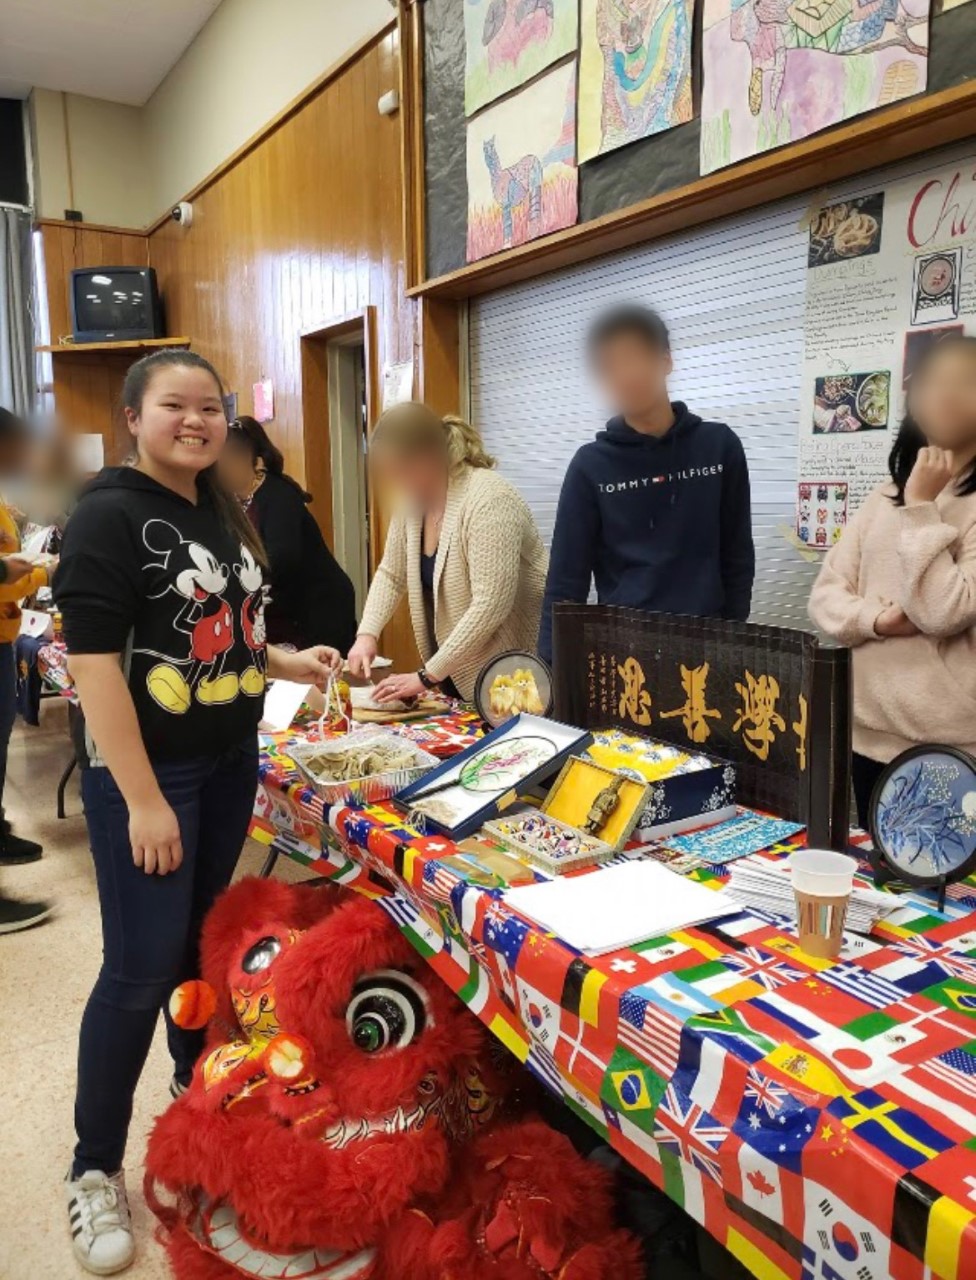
[869,745,976,885]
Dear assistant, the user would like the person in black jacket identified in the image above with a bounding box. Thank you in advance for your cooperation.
[220,416,358,652]
[538,306,755,663]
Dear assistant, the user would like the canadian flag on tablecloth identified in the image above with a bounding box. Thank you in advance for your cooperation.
[737,1141,784,1220]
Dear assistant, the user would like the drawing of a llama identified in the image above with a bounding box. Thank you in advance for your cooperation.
[483,137,543,247]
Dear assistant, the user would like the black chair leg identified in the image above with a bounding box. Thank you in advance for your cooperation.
[259,848,280,877]
[57,756,77,819]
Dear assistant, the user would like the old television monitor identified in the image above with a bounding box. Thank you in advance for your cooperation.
[70,267,164,343]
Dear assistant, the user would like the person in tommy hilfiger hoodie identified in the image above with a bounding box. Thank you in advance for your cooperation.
[538,305,755,664]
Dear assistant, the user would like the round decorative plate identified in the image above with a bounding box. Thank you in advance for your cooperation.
[474,651,553,728]
[919,254,956,299]
[869,745,976,886]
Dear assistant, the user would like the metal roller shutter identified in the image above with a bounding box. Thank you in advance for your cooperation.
[468,138,975,633]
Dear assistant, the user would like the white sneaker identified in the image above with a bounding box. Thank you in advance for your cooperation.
[65,1168,135,1275]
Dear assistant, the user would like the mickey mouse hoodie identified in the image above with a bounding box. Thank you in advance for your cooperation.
[54,467,267,761]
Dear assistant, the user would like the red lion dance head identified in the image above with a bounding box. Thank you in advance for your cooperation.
[146,877,642,1280]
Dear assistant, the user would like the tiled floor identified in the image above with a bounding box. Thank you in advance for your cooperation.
[0,701,304,1280]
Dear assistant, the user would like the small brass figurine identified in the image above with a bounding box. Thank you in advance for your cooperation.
[582,776,624,834]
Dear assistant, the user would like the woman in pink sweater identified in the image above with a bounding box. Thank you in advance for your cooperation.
[809,336,976,826]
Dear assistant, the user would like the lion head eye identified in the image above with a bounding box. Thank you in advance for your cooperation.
[242,935,281,974]
[346,971,430,1054]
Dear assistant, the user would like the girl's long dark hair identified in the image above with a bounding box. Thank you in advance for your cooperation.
[121,351,268,566]
[889,334,976,506]
[228,415,311,501]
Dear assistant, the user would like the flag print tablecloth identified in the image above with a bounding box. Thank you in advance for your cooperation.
[38,639,75,698]
[253,722,976,1280]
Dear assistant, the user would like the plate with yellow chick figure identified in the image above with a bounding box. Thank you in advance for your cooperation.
[476,650,552,728]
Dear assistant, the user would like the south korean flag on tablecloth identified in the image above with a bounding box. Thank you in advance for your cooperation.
[514,977,561,1051]
[801,1182,890,1280]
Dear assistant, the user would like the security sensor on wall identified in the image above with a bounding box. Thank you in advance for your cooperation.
[378,89,399,116]
[171,201,194,227]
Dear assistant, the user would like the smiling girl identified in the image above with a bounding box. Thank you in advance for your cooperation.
[53,351,341,1274]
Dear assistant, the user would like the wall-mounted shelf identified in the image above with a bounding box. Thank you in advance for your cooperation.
[36,337,190,356]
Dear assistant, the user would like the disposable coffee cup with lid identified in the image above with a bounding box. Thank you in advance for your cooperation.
[791,849,856,959]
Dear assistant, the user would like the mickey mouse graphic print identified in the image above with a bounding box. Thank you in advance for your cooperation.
[54,467,268,760]
[136,519,267,715]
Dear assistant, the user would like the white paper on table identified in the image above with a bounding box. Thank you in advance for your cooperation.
[19,609,53,639]
[71,433,105,474]
[504,858,739,956]
[259,679,312,732]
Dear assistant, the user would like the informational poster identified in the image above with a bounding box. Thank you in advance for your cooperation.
[382,360,414,411]
[798,159,976,528]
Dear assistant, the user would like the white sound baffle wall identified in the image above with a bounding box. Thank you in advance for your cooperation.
[467,138,976,633]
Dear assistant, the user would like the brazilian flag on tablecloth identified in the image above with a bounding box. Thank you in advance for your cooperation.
[921,977,976,1019]
[600,1045,667,1136]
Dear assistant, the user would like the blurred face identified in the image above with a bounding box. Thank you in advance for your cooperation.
[592,332,672,419]
[372,446,447,506]
[909,346,976,451]
[126,365,227,475]
[219,433,260,497]
[0,433,27,480]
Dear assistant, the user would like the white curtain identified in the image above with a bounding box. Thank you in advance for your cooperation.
[0,207,34,416]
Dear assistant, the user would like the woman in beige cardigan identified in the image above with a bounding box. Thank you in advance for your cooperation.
[347,402,548,703]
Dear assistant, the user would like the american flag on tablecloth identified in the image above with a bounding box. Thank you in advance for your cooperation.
[916,1045,976,1100]
[424,860,461,904]
[618,989,681,1078]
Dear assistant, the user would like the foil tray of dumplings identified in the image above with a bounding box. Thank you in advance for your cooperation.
[289,730,439,806]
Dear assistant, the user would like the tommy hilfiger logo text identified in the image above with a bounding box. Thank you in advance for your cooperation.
[598,463,724,494]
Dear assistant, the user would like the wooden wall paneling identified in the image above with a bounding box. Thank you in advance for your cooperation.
[36,220,153,463]
[418,297,460,416]
[398,0,426,290]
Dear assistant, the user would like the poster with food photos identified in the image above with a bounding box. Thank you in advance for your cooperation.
[799,156,976,514]
[796,480,848,551]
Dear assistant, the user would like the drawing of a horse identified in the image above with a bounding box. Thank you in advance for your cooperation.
[483,137,543,247]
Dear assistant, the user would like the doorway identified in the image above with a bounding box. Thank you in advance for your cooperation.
[327,336,371,612]
[300,308,378,617]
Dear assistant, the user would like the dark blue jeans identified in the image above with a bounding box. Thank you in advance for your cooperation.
[72,738,258,1176]
[0,642,17,826]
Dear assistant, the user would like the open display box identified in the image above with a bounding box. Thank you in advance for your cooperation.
[395,713,591,840]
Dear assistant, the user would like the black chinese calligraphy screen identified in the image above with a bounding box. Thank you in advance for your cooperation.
[551,606,850,848]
